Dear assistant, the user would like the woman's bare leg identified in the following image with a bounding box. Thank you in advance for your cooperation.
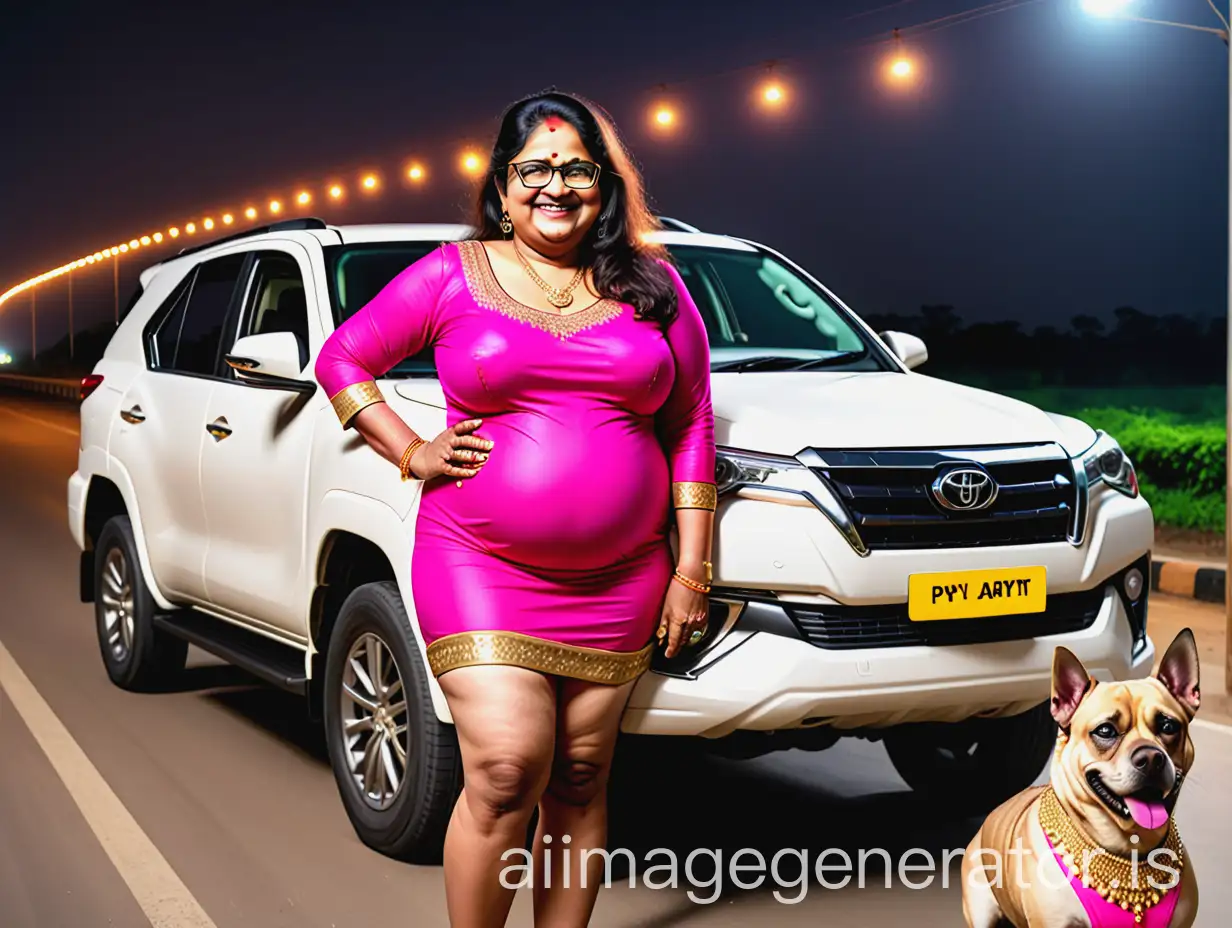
[439,665,558,928]
[531,677,636,927]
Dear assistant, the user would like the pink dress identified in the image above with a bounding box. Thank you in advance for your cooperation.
[313,240,716,684]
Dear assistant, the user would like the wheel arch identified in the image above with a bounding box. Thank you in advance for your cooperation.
[80,470,174,610]
[306,491,451,724]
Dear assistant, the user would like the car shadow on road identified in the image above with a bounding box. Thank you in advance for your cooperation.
[596,738,985,910]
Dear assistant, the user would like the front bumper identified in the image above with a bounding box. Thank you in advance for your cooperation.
[623,477,1155,739]
[623,575,1153,737]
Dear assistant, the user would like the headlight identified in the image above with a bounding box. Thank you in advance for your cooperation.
[1081,431,1139,498]
[714,447,869,556]
[715,448,810,495]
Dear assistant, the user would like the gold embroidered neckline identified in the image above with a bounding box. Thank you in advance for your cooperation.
[453,239,625,339]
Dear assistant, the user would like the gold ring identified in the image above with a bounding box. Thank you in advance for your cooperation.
[688,629,704,645]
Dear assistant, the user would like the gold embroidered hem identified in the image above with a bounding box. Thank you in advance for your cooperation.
[454,239,625,340]
[425,631,654,684]
[330,380,384,427]
[672,481,717,510]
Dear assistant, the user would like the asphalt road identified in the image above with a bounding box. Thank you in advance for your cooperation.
[0,391,1228,928]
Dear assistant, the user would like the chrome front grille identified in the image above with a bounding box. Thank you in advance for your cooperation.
[801,445,1079,551]
[783,585,1106,648]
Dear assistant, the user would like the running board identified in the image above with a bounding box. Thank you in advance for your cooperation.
[153,611,308,695]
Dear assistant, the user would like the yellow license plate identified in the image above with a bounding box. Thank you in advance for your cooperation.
[907,566,1047,621]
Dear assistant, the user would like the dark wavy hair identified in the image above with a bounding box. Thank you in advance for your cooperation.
[470,90,678,327]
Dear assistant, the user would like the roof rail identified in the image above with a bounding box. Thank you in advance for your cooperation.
[174,217,332,259]
[655,216,702,233]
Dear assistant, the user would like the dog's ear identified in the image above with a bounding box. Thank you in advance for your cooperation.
[1156,628,1201,717]
[1052,646,1093,730]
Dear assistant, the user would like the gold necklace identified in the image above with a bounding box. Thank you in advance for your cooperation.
[1038,786,1186,923]
[513,242,585,309]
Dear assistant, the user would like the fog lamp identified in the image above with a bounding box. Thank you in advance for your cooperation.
[1124,567,1144,602]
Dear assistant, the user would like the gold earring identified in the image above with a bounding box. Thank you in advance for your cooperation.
[500,210,512,235]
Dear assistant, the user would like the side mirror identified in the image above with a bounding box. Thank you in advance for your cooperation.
[879,330,928,370]
[224,332,316,393]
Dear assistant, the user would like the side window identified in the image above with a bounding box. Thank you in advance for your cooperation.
[149,253,246,376]
[234,252,310,371]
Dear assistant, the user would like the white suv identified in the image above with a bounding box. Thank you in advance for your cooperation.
[67,217,1155,862]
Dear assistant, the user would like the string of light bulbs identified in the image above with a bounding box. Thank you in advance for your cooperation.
[0,0,1053,316]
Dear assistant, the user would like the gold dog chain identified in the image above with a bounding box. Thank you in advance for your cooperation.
[1038,786,1187,923]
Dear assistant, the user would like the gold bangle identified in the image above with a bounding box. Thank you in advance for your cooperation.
[399,438,426,481]
[671,570,710,594]
[672,482,717,511]
[330,380,384,428]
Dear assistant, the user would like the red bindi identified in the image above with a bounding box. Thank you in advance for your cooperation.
[545,116,562,132]
[551,152,558,158]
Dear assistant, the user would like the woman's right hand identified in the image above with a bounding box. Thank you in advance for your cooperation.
[408,418,493,480]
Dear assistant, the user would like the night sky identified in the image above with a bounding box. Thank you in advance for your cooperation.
[0,0,1227,356]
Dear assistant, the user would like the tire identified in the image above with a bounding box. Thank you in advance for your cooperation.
[323,581,462,864]
[93,515,189,691]
[883,701,1056,817]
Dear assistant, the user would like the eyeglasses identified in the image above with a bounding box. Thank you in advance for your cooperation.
[507,159,602,189]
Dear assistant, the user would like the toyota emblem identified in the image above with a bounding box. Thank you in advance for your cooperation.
[931,467,998,511]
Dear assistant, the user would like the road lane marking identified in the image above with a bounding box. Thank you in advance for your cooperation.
[0,403,80,437]
[0,638,218,928]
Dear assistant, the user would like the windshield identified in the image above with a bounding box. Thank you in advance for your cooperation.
[322,240,890,376]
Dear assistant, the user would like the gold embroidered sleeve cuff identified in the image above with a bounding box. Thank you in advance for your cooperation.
[672,481,717,511]
[330,380,384,428]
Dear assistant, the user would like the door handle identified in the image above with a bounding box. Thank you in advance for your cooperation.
[120,405,145,424]
[206,416,232,441]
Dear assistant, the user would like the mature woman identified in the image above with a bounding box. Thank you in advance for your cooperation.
[313,90,716,926]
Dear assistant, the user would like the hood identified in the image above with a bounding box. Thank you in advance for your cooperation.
[392,372,1098,458]
[712,371,1097,457]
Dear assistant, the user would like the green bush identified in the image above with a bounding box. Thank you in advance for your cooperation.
[1136,476,1226,533]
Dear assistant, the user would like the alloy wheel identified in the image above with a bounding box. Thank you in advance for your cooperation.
[340,632,409,810]
[100,547,135,662]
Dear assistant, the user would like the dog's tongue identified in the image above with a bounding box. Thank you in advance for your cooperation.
[1126,796,1169,830]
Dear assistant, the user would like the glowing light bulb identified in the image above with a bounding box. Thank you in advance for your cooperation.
[297,191,311,205]
[203,217,214,230]
[654,106,675,127]
[460,152,483,175]
[153,232,163,243]
[329,184,343,199]
[362,174,378,191]
[407,163,425,181]
[245,207,257,219]
[222,213,234,225]
[169,227,179,238]
[890,57,913,79]
[269,200,282,214]
[762,83,785,105]
[186,223,196,234]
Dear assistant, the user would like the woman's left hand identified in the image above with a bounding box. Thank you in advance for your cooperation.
[657,575,709,658]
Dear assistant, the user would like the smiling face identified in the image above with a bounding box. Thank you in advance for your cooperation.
[498,118,604,255]
[1049,630,1200,850]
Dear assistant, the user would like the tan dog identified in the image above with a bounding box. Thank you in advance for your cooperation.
[961,628,1201,928]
